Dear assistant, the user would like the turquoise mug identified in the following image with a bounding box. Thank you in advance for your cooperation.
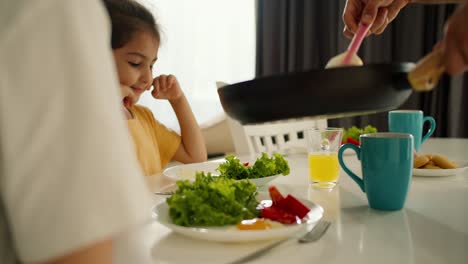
[388,110,436,152]
[338,133,414,211]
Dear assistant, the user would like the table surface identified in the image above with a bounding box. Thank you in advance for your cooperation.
[115,138,468,264]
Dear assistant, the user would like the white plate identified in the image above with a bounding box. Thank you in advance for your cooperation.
[413,160,468,177]
[152,193,323,242]
[163,159,224,181]
[163,159,282,187]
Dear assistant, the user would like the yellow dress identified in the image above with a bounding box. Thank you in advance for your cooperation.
[127,105,181,175]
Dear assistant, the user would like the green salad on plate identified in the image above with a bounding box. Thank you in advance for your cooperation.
[216,153,290,180]
[167,173,259,227]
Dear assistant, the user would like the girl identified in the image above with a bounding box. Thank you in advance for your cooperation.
[104,0,207,175]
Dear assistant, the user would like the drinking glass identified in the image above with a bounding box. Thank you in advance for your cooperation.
[306,128,343,189]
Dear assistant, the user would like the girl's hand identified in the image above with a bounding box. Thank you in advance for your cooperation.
[152,74,183,101]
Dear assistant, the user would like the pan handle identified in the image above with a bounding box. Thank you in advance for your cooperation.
[408,49,445,92]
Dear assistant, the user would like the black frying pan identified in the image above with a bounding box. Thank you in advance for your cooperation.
[218,51,443,124]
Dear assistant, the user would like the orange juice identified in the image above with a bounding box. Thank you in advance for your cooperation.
[308,153,340,183]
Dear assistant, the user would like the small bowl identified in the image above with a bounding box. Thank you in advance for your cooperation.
[248,174,281,187]
[163,160,284,187]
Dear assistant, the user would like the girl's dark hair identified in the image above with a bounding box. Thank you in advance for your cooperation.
[103,0,161,49]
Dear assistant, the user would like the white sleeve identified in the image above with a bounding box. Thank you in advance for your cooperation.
[0,0,152,262]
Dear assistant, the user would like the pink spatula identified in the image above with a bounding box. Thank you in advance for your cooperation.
[326,23,371,68]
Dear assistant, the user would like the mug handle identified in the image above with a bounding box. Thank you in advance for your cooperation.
[421,116,436,144]
[338,144,365,193]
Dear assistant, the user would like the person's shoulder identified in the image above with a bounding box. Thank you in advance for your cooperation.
[0,0,108,48]
[131,105,156,120]
[131,105,152,114]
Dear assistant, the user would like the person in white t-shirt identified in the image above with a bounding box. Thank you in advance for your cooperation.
[0,0,152,263]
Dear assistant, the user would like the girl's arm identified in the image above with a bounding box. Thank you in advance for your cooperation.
[152,75,207,163]
[170,94,208,163]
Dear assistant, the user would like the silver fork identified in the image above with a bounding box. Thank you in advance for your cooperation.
[227,220,331,264]
[154,191,175,195]
[298,219,331,243]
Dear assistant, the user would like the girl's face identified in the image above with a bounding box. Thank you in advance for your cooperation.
[113,31,159,107]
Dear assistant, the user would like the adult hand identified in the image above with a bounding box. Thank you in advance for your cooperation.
[152,74,184,101]
[343,0,411,38]
[439,1,468,75]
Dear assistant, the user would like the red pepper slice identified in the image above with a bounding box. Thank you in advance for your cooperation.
[328,131,339,141]
[243,162,249,167]
[346,137,360,146]
[261,206,298,224]
[276,195,311,219]
[264,186,311,223]
[268,186,285,205]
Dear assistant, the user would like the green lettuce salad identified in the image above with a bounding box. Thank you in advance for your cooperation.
[216,153,290,180]
[167,153,290,227]
[167,173,259,227]
[342,125,377,143]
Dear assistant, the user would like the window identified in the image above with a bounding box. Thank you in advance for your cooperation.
[138,0,256,132]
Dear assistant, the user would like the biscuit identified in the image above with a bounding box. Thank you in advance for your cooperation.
[422,163,442,169]
[422,153,433,160]
[432,154,458,169]
[414,155,430,168]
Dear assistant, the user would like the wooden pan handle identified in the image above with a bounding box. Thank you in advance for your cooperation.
[408,49,445,92]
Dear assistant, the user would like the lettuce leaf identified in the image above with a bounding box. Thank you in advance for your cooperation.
[250,153,290,178]
[363,125,378,134]
[167,173,259,227]
[215,155,249,180]
[216,153,290,180]
[342,125,378,142]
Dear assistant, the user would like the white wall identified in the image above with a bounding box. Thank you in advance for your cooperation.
[138,0,256,132]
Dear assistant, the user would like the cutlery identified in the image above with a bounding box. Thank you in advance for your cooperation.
[154,191,174,195]
[227,220,331,264]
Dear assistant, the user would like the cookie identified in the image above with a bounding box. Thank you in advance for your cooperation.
[422,153,433,160]
[414,155,430,168]
[432,154,458,169]
[422,163,442,169]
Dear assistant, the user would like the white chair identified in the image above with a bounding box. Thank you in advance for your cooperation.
[217,82,327,156]
[241,118,327,155]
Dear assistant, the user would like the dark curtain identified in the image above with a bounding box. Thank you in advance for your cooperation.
[256,0,468,138]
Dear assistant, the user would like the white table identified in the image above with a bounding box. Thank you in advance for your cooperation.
[115,138,468,264]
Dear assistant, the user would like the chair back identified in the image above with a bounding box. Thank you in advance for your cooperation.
[216,81,327,156]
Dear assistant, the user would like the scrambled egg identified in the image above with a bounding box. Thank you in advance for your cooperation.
[325,53,363,69]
